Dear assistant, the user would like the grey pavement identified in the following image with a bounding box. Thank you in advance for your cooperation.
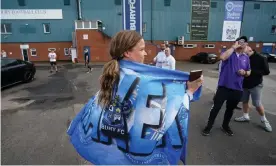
[1,61,276,165]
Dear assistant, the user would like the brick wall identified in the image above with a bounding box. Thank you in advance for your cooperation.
[1,42,72,62]
[75,30,111,62]
[2,30,275,63]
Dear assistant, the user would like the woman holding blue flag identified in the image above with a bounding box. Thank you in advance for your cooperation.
[67,30,203,165]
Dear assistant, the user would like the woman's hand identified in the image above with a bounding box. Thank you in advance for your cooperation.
[187,75,203,95]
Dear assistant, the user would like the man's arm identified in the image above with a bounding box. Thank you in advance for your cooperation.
[170,58,176,70]
[220,41,241,61]
[263,57,270,75]
[245,56,251,77]
[153,53,159,63]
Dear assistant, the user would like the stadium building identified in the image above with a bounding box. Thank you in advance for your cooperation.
[1,0,276,63]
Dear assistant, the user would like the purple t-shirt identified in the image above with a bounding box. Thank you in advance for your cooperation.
[218,52,250,91]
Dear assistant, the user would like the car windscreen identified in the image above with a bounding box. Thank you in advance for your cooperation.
[208,54,217,57]
[1,59,19,68]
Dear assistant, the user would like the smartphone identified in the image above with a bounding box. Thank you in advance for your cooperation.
[189,70,203,82]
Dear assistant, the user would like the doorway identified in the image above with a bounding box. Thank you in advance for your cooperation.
[21,49,29,61]
[83,46,91,62]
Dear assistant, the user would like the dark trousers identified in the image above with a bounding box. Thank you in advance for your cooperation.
[207,86,243,129]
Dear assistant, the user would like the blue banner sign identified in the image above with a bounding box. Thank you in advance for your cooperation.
[67,60,202,165]
[123,0,142,35]
[224,0,244,21]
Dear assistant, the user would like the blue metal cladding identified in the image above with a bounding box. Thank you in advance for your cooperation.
[208,0,226,41]
[144,0,192,41]
[81,0,123,37]
[241,1,276,42]
[1,0,275,43]
[1,0,77,43]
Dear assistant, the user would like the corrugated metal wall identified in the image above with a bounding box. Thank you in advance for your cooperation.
[241,1,276,42]
[1,0,77,43]
[1,0,275,43]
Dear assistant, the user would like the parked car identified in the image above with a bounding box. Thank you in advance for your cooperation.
[260,52,276,62]
[190,52,218,64]
[1,58,36,88]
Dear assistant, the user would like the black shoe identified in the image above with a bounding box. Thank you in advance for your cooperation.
[221,126,234,136]
[202,127,211,136]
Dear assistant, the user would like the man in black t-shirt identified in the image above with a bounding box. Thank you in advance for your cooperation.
[235,47,272,132]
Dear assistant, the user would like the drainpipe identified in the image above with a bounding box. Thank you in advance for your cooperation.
[240,0,245,36]
[151,0,153,43]
[76,0,82,20]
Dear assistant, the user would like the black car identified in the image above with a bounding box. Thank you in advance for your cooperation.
[260,52,276,62]
[1,58,36,88]
[190,52,218,64]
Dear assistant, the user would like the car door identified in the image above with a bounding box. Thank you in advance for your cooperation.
[198,53,207,62]
[1,59,10,87]
[15,60,28,81]
[194,53,201,62]
[4,59,23,85]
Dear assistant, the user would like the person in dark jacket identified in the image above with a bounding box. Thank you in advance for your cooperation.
[234,47,272,132]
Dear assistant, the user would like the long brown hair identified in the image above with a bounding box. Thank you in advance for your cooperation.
[98,30,142,108]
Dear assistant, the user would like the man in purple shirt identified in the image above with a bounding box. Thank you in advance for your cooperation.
[202,36,251,136]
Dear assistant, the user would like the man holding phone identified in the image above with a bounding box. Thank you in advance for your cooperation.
[202,36,251,136]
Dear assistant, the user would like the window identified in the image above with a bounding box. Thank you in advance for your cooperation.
[1,59,18,68]
[271,25,276,34]
[76,21,83,29]
[83,21,90,29]
[1,23,12,34]
[186,23,190,34]
[204,44,215,48]
[18,0,26,6]
[254,3,260,10]
[164,0,171,6]
[1,59,8,67]
[64,0,70,5]
[30,48,37,56]
[43,23,51,34]
[64,48,69,56]
[211,2,217,8]
[48,48,56,51]
[75,20,99,29]
[184,44,196,48]
[114,0,121,5]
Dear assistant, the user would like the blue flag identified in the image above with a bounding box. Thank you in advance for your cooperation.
[67,60,202,165]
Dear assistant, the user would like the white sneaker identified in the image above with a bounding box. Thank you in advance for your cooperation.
[262,120,272,132]
[234,116,250,122]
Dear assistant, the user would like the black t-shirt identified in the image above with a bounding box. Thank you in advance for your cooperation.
[243,52,270,89]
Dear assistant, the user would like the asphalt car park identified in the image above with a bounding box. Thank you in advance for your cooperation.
[1,62,276,165]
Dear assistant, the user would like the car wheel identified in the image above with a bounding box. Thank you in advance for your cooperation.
[207,59,213,64]
[23,71,34,83]
[190,57,194,62]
